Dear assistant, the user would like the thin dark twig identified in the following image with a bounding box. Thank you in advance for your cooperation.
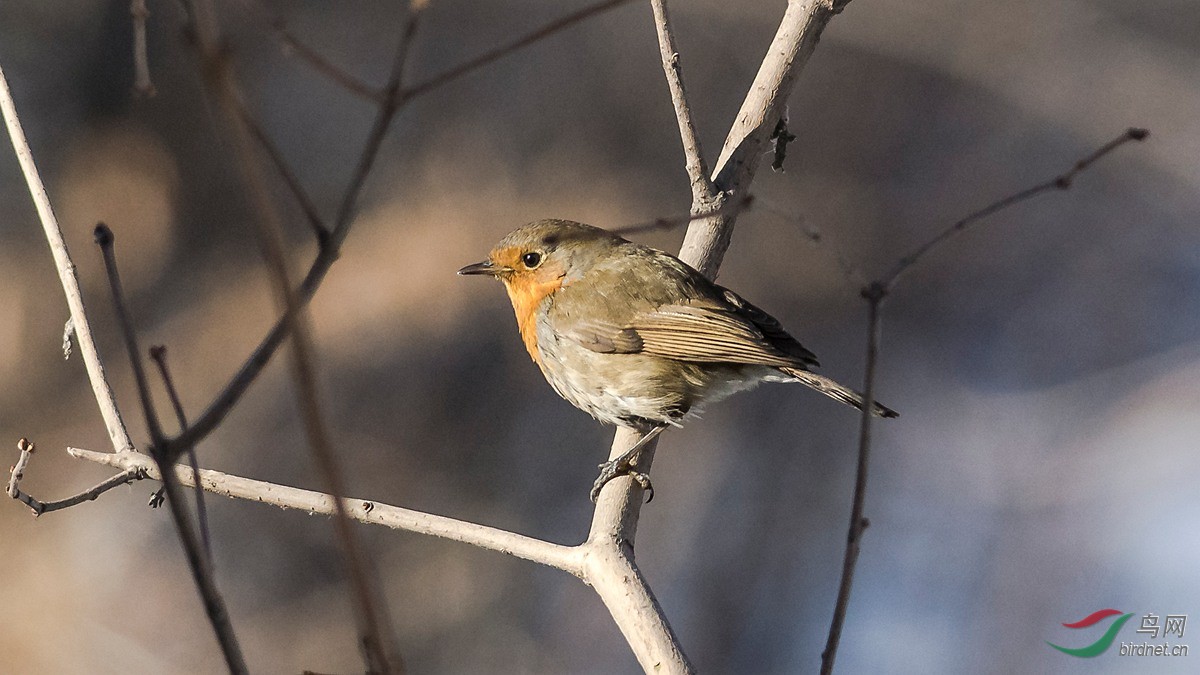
[150,345,212,562]
[185,2,408,667]
[330,4,424,240]
[94,224,166,446]
[95,224,248,674]
[233,0,380,102]
[176,0,633,453]
[233,96,329,244]
[820,284,883,675]
[885,128,1149,290]
[8,439,141,515]
[755,198,866,286]
[819,127,1148,673]
[400,0,636,101]
[609,194,754,237]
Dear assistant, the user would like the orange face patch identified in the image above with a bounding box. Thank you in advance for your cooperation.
[490,246,564,364]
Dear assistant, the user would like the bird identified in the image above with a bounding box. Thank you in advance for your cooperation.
[459,219,897,502]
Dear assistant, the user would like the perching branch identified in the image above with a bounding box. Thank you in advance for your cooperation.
[819,127,1148,674]
[586,1,856,671]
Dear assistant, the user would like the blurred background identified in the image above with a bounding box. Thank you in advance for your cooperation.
[2,0,1198,672]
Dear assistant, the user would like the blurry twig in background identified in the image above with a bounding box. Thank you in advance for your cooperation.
[819,127,1149,675]
[150,345,212,562]
[756,197,867,286]
[185,0,407,670]
[234,0,380,102]
[400,0,638,102]
[95,223,249,675]
[884,127,1150,291]
[7,439,140,516]
[6,0,856,671]
[131,0,156,97]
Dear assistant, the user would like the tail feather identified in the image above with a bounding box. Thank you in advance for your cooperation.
[780,367,898,418]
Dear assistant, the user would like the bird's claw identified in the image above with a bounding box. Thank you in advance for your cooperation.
[590,459,654,503]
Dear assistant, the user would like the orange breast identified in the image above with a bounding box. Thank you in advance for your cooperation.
[503,275,564,364]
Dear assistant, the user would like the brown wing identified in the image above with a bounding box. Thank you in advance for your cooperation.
[551,243,818,369]
[563,292,819,370]
[626,295,819,369]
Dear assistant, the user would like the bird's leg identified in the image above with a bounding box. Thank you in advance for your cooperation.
[590,424,668,503]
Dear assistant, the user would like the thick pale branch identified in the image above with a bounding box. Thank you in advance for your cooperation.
[681,0,848,278]
[0,63,136,455]
[584,2,851,671]
[69,447,585,575]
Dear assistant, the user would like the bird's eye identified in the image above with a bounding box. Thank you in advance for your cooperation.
[521,251,542,268]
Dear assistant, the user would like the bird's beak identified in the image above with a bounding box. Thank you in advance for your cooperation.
[457,260,505,276]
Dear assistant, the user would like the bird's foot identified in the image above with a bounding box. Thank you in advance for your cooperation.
[590,457,654,503]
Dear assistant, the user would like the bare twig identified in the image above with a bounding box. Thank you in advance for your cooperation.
[184,2,406,669]
[150,345,212,561]
[234,0,380,102]
[233,97,329,243]
[132,0,156,97]
[400,0,637,101]
[819,127,1149,673]
[8,439,142,516]
[94,224,248,674]
[650,0,716,207]
[0,62,136,455]
[819,283,881,675]
[94,224,166,445]
[884,127,1149,291]
[174,0,642,454]
[756,197,866,286]
[608,193,754,237]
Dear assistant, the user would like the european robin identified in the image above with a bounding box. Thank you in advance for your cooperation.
[459,219,897,501]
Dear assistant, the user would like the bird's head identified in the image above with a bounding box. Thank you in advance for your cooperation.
[458,219,625,297]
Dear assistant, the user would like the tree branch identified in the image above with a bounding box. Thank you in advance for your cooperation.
[234,0,381,103]
[183,2,406,670]
[681,0,850,278]
[584,1,854,671]
[69,447,585,575]
[400,0,637,101]
[884,127,1149,291]
[819,127,1148,673]
[650,0,716,207]
[0,62,136,455]
[8,439,141,516]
